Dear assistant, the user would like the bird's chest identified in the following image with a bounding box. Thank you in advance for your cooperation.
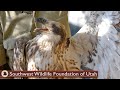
[34,50,65,70]
[32,44,80,71]
[33,47,53,70]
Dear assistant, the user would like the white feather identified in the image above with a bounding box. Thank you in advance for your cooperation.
[71,11,120,79]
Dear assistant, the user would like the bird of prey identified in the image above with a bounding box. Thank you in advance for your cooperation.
[13,11,120,79]
[13,17,81,79]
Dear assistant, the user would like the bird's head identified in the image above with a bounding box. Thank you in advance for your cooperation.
[34,18,67,45]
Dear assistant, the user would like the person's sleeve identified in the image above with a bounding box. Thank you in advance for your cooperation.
[2,11,32,50]
[0,11,6,66]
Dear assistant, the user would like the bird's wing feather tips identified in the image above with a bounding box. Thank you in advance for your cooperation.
[13,36,31,71]
[71,11,120,79]
[94,11,120,79]
[71,11,98,67]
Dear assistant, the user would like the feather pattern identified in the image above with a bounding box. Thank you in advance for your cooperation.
[71,11,120,79]
[13,12,120,79]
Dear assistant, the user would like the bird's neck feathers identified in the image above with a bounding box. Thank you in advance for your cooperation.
[36,31,69,52]
[54,38,70,54]
[36,33,61,50]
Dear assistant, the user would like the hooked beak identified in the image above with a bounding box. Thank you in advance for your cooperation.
[34,28,48,32]
[34,18,48,32]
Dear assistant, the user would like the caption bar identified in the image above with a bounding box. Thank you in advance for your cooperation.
[0,70,98,78]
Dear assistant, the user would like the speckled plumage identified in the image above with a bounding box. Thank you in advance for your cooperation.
[13,18,81,79]
[25,19,80,72]
[69,11,120,79]
[13,12,120,79]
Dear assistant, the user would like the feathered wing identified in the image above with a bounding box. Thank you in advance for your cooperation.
[91,11,120,79]
[13,36,31,71]
[70,11,99,67]
[71,11,120,79]
[25,36,40,71]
